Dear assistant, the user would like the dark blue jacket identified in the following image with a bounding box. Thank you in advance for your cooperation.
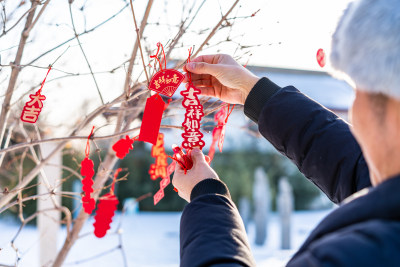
[179,78,400,267]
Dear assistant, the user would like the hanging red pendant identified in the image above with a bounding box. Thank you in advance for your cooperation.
[93,193,119,238]
[149,69,184,97]
[181,84,205,149]
[81,157,96,214]
[20,66,51,123]
[138,94,165,145]
[20,91,46,123]
[112,135,135,159]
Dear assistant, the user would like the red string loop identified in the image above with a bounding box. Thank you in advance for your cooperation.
[225,104,235,123]
[110,168,122,195]
[187,47,193,83]
[85,126,95,157]
[150,42,166,71]
[37,66,52,95]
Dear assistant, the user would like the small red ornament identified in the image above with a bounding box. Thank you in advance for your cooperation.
[112,135,136,159]
[93,168,121,238]
[80,126,96,214]
[93,193,119,238]
[20,66,51,123]
[138,94,165,145]
[316,48,326,68]
[81,158,95,214]
[148,43,184,97]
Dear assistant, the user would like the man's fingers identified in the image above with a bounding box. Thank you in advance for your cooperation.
[190,55,218,64]
[185,62,221,76]
[190,148,206,165]
[192,79,212,87]
[198,87,216,97]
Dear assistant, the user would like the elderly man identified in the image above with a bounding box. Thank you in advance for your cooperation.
[172,0,400,266]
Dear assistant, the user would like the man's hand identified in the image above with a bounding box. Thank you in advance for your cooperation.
[172,148,219,202]
[183,54,260,105]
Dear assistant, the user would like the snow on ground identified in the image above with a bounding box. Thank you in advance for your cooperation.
[0,210,332,267]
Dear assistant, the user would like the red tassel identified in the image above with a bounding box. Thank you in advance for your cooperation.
[93,193,119,238]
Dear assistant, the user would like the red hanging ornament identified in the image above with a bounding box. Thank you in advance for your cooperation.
[112,135,137,159]
[93,193,119,238]
[181,48,205,150]
[148,43,184,97]
[93,168,121,238]
[81,126,96,214]
[149,133,171,205]
[316,48,326,68]
[208,104,235,161]
[138,94,165,145]
[149,133,168,180]
[20,66,52,123]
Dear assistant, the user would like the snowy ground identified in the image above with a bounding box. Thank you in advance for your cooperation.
[0,210,332,267]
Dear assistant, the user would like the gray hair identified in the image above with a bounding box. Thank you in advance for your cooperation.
[330,0,400,100]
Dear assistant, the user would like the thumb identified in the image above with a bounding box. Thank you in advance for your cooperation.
[190,148,206,165]
[186,62,222,76]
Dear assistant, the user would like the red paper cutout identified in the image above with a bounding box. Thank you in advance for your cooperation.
[138,94,165,145]
[20,66,51,123]
[149,70,184,97]
[81,126,96,214]
[112,135,136,159]
[93,168,121,238]
[149,133,168,180]
[93,193,119,238]
[181,85,205,149]
[316,48,326,68]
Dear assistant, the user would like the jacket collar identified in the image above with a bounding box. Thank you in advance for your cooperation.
[298,174,400,252]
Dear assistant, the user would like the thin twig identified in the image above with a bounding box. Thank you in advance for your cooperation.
[69,3,104,105]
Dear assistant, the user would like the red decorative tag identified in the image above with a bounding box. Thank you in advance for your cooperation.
[93,193,119,238]
[149,69,184,97]
[112,135,136,159]
[148,42,184,97]
[138,94,165,145]
[316,48,326,68]
[20,91,46,123]
[20,67,51,123]
[81,157,95,214]
[181,84,205,149]
[149,133,168,180]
